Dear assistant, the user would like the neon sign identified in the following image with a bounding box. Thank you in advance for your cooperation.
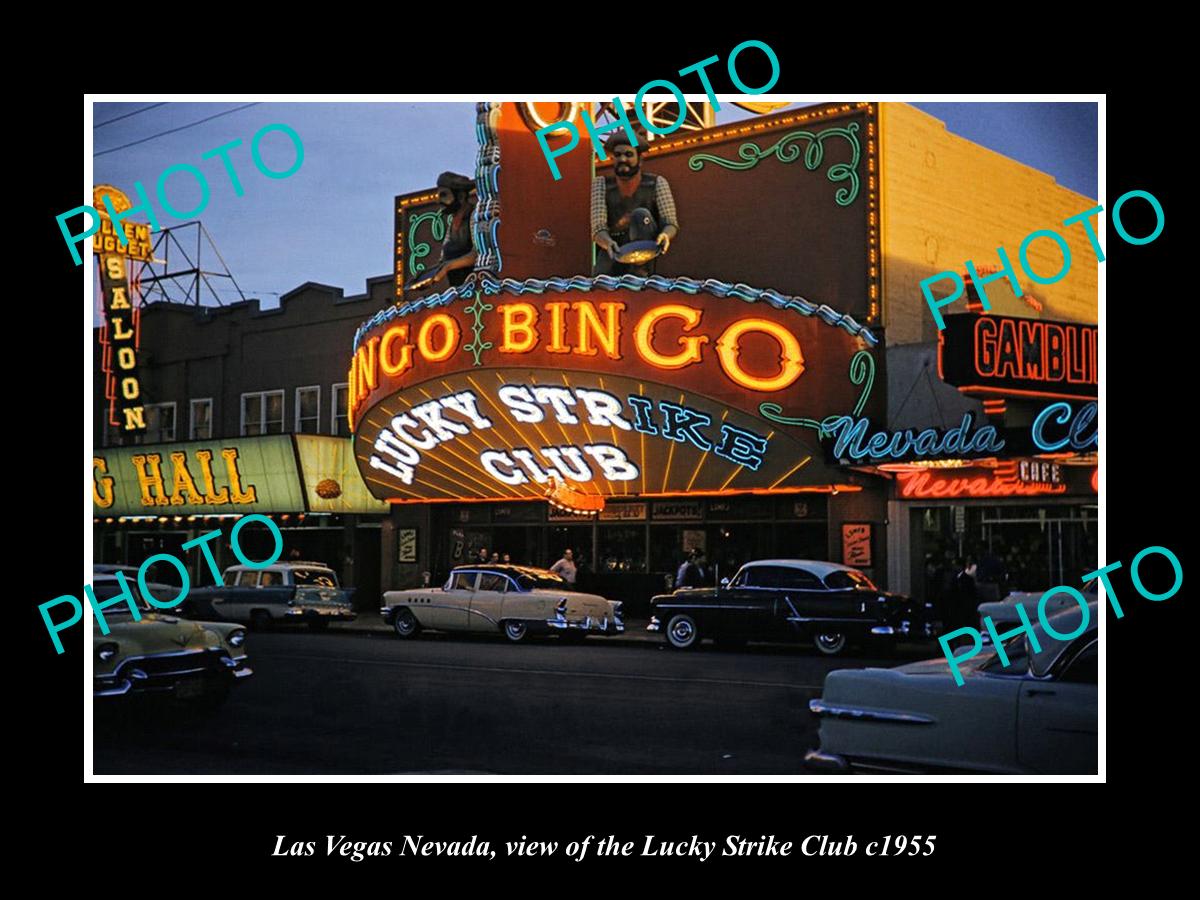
[1032,401,1098,452]
[349,299,816,428]
[894,461,1096,499]
[825,412,1004,463]
[938,313,1097,400]
[351,274,881,503]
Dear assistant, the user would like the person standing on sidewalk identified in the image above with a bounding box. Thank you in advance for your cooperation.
[549,549,577,585]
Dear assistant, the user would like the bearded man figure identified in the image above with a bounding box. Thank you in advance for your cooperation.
[409,171,478,291]
[590,127,679,277]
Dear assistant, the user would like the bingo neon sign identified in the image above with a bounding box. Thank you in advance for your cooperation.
[348,277,880,503]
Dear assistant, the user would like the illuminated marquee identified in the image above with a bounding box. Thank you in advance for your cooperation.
[95,185,147,434]
[938,312,1097,400]
[350,274,880,503]
[895,461,1096,499]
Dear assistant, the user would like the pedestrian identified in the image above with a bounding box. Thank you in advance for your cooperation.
[675,550,706,589]
[949,557,978,647]
[502,552,512,564]
[477,547,489,564]
[490,551,500,563]
[288,548,302,561]
[549,548,577,584]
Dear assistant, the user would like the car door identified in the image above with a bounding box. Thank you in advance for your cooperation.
[469,573,509,632]
[425,571,475,630]
[1016,640,1098,774]
[771,567,834,636]
[723,566,784,639]
[218,569,260,623]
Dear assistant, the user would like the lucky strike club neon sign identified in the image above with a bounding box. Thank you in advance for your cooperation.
[349,292,875,501]
[347,300,812,431]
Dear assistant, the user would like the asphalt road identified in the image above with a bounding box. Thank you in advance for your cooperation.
[93,630,940,775]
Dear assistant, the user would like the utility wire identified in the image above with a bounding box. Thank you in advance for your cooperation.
[95,103,260,157]
[94,103,167,128]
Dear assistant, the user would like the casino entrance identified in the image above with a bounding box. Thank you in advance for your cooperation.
[896,501,1098,617]
[429,496,834,616]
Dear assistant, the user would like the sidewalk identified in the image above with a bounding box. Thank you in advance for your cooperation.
[331,616,660,644]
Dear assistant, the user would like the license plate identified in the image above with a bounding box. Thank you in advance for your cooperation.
[175,680,205,700]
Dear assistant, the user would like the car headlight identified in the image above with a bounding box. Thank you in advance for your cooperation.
[97,642,119,663]
[228,629,246,648]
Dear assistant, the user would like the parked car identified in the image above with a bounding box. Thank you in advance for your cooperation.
[187,561,356,631]
[381,564,624,643]
[648,559,936,654]
[804,601,1097,774]
[90,575,252,707]
[977,578,1099,642]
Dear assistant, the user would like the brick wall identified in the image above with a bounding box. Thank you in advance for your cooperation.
[880,103,1098,345]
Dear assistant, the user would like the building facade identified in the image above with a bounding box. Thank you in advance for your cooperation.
[91,101,1097,617]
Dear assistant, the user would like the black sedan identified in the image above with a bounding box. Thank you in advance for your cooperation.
[648,559,937,655]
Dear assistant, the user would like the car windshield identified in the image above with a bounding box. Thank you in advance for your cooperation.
[983,632,1031,673]
[513,570,568,592]
[823,569,877,591]
[293,568,339,587]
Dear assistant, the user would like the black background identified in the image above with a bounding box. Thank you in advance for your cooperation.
[22,27,1177,885]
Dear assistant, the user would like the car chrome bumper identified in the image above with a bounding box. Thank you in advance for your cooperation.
[285,608,356,621]
[94,650,252,698]
[546,612,624,633]
[803,749,850,773]
[647,616,661,632]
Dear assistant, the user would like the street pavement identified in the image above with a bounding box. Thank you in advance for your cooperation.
[93,628,939,775]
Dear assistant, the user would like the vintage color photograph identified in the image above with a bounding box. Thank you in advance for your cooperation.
[80,96,1101,777]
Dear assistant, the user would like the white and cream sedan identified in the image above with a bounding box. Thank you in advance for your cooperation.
[805,601,1097,774]
[381,565,624,643]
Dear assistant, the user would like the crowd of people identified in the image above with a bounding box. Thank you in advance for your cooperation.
[923,534,1067,633]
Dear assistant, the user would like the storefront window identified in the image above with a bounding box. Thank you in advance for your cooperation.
[597,525,644,573]
[549,525,592,573]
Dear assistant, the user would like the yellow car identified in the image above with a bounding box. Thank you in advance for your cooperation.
[91,574,252,706]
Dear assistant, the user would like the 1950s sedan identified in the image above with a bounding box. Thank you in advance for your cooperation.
[91,574,252,707]
[381,565,623,643]
[649,559,936,654]
[804,601,1097,774]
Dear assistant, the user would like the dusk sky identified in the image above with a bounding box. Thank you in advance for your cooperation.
[91,101,1099,309]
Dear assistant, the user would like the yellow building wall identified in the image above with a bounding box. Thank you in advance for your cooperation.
[880,103,1098,344]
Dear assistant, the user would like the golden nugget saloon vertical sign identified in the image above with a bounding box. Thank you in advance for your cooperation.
[347,280,881,505]
[94,185,149,433]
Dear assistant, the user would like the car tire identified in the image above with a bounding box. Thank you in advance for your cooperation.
[813,631,848,655]
[392,608,421,639]
[250,610,271,632]
[502,620,528,643]
[665,613,700,650]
